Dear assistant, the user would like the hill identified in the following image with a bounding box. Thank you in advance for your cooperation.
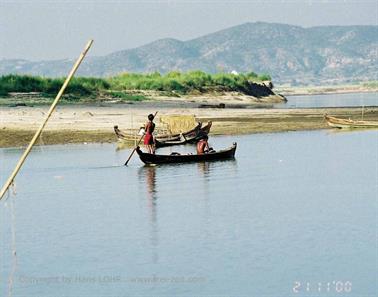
[1,22,377,85]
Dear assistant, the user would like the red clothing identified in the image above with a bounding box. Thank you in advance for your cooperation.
[144,134,154,145]
[144,121,155,145]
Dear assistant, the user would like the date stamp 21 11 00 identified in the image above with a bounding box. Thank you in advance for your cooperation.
[293,281,352,294]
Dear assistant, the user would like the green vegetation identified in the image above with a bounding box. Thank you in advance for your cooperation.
[0,74,110,99]
[362,81,378,89]
[108,71,271,94]
[107,91,146,101]
[0,71,272,101]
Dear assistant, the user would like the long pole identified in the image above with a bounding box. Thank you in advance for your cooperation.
[0,39,94,200]
[124,111,158,166]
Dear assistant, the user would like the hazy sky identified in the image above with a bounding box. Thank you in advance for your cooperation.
[0,0,377,60]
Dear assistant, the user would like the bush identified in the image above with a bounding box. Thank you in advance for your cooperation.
[0,70,272,98]
[109,91,146,101]
[0,74,111,96]
[258,74,272,81]
[0,74,45,93]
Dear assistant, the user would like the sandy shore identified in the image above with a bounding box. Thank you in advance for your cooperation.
[1,104,377,148]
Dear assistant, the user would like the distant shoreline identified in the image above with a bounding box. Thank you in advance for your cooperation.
[276,83,378,97]
[1,83,376,107]
[1,83,377,148]
[0,91,286,107]
[1,105,377,148]
[0,72,279,104]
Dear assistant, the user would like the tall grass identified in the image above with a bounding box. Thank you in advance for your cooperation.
[109,71,271,94]
[0,71,272,98]
[0,74,110,97]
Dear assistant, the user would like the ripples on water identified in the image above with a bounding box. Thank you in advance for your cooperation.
[0,130,377,296]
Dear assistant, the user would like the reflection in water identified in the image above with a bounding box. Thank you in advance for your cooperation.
[145,166,157,200]
[196,160,239,242]
[197,159,238,179]
[326,127,378,135]
[197,162,210,177]
[138,166,159,264]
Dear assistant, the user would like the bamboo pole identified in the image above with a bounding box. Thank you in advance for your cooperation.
[0,39,94,200]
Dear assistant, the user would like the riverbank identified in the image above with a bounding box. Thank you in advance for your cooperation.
[0,89,285,107]
[1,105,377,147]
[0,72,278,101]
[2,82,376,107]
[276,82,378,96]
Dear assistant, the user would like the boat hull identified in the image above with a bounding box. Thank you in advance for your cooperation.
[325,115,378,129]
[115,121,212,147]
[136,143,237,165]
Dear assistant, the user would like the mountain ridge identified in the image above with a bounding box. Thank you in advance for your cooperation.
[1,22,377,85]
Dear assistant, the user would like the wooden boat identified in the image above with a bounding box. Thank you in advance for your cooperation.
[153,121,212,142]
[157,122,202,140]
[154,122,213,148]
[154,135,193,148]
[114,121,212,147]
[324,115,378,129]
[136,143,237,165]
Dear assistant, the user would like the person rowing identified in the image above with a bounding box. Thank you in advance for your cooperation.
[144,113,156,154]
[196,134,209,155]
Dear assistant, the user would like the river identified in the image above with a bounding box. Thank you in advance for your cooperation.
[0,129,377,296]
[277,92,378,108]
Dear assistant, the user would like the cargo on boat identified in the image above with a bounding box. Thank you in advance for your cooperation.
[114,121,212,148]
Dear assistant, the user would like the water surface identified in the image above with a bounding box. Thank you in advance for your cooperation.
[0,130,377,297]
[276,92,377,108]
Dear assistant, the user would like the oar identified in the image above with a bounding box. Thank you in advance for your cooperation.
[124,111,158,166]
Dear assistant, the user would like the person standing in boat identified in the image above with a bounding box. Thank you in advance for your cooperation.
[196,134,209,154]
[144,114,156,154]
